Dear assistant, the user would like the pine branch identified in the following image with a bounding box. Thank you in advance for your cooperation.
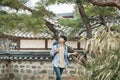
[0,0,58,39]
[20,4,59,39]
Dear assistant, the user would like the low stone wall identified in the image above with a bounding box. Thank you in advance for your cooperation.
[0,60,85,80]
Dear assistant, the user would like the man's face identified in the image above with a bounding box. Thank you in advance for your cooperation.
[59,37,65,43]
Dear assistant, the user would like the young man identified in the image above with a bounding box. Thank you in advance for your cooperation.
[50,36,77,80]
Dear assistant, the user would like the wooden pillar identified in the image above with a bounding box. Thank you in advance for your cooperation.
[45,39,48,50]
[77,42,80,50]
[17,39,20,50]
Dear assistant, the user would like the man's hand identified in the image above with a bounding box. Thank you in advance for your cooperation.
[72,52,78,56]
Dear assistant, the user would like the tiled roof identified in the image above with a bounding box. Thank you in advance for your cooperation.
[2,17,120,39]
[0,50,73,60]
[4,29,53,39]
[3,18,73,39]
[0,50,86,61]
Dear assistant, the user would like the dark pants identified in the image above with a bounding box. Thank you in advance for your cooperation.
[54,67,64,80]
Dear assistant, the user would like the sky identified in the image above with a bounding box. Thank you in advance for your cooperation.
[27,0,74,14]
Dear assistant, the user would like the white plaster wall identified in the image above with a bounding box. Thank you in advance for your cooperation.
[20,40,45,48]
[48,40,55,48]
[48,40,78,49]
[66,41,78,48]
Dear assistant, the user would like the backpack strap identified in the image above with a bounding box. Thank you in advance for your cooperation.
[64,44,68,51]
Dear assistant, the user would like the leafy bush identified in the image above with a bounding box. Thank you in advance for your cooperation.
[86,49,120,80]
[79,26,120,80]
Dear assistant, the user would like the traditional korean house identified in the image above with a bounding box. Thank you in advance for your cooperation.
[1,15,120,51]
[0,17,85,80]
[0,19,82,51]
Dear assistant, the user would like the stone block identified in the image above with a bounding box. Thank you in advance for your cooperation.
[49,76,55,80]
[9,73,15,79]
[33,70,38,75]
[20,69,25,73]
[14,69,19,73]
[23,75,29,80]
[40,61,44,65]
[6,69,9,73]
[2,65,5,68]
[36,75,42,79]
[26,69,32,73]
[0,74,3,78]
[20,65,25,68]
[26,65,30,68]
[18,61,22,64]
[1,69,4,73]
[43,65,48,68]
[49,65,53,68]
[48,70,54,75]
[38,66,41,69]
[30,75,36,80]
[14,65,18,68]
[9,65,13,68]
[39,70,47,74]
[14,77,21,80]
[30,61,33,64]
[40,75,49,80]
[9,69,13,73]
[32,66,36,69]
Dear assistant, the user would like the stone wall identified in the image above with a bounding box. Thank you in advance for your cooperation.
[0,60,85,80]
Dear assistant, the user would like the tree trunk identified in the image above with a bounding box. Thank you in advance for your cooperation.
[88,0,120,10]
[45,20,59,40]
[76,0,92,38]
